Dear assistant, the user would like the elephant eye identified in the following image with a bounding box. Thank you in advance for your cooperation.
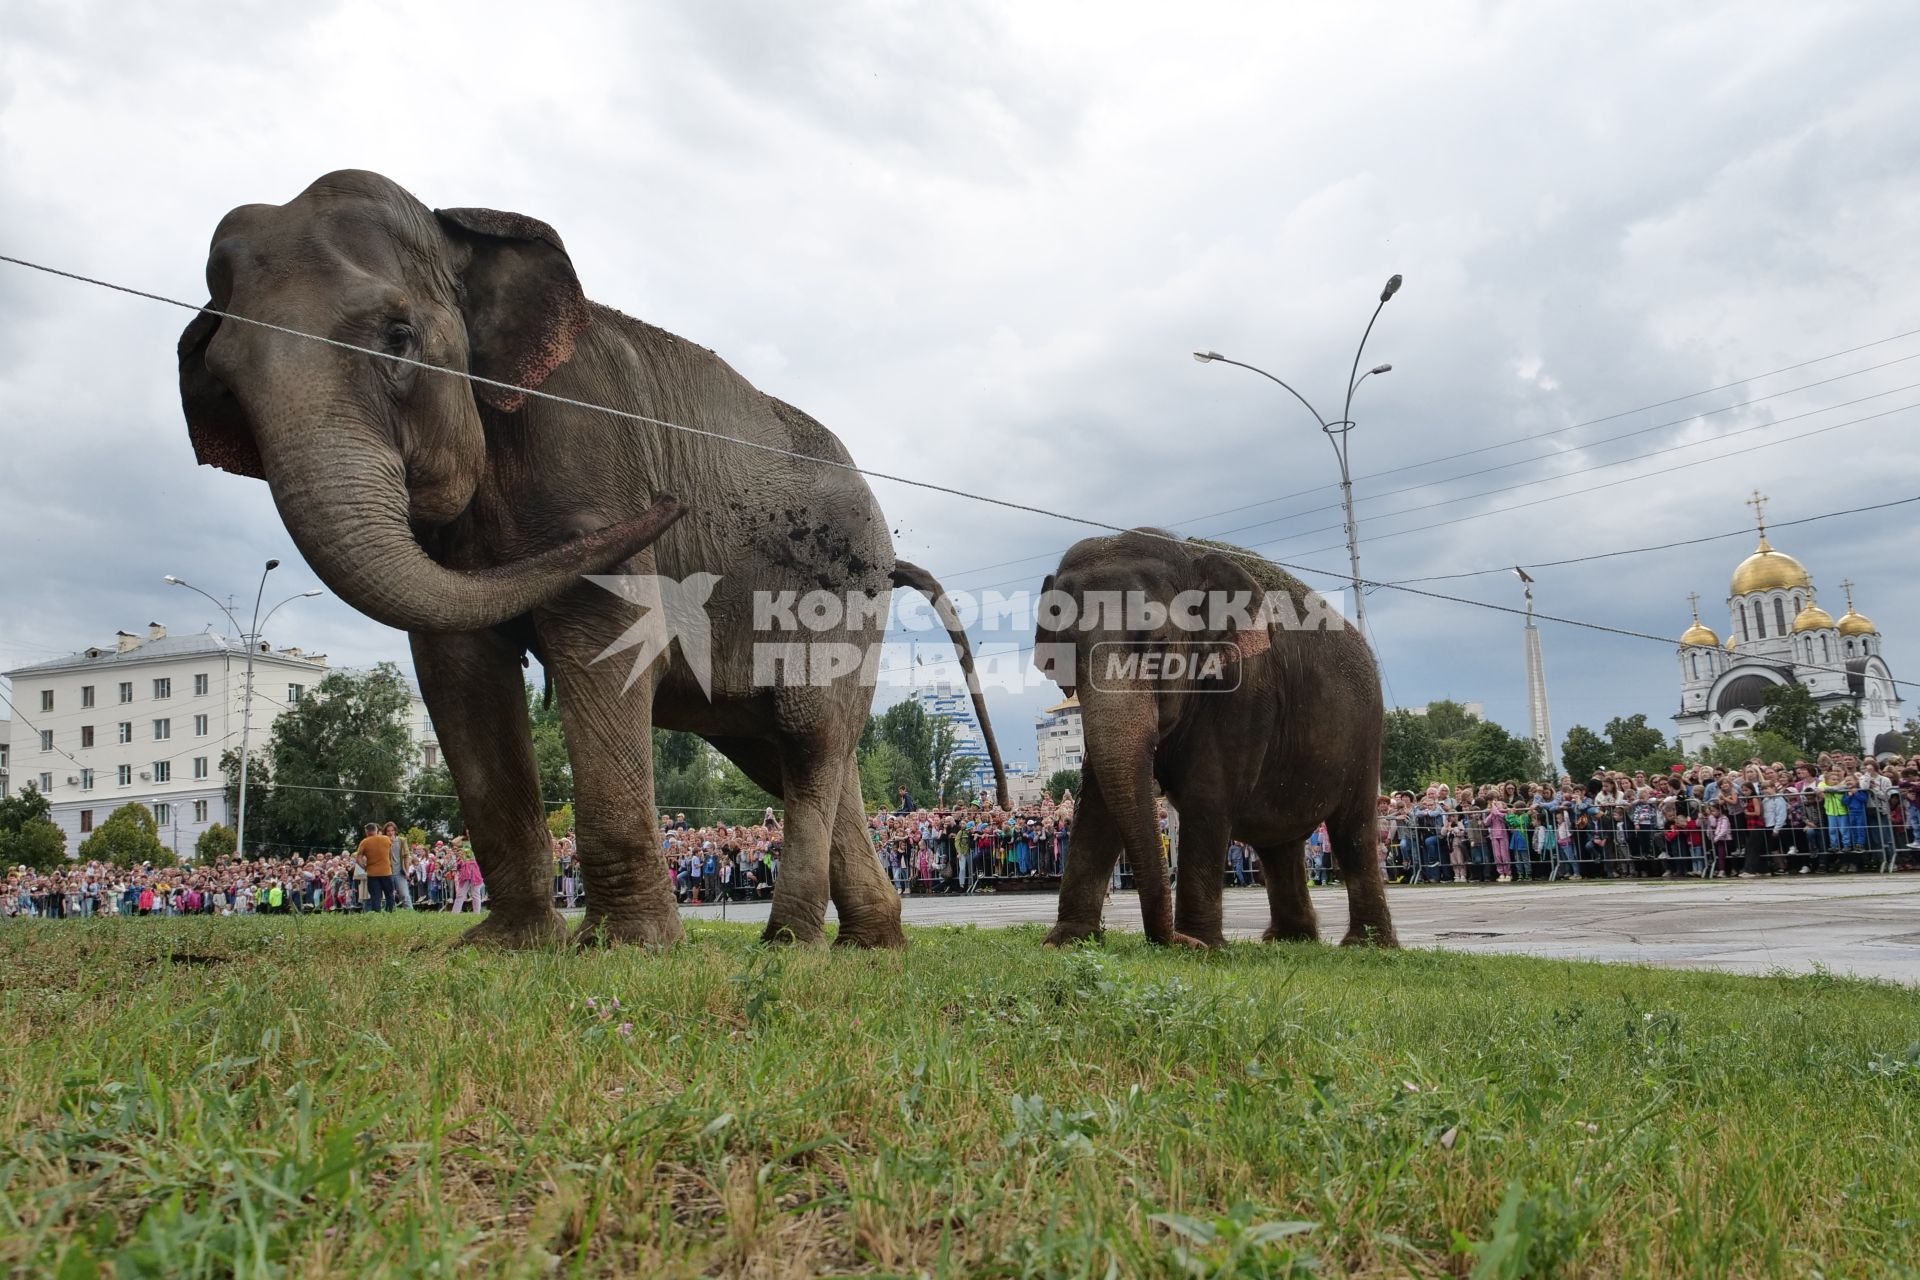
[379,319,417,357]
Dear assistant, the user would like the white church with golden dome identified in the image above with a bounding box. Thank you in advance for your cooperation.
[1674,491,1901,755]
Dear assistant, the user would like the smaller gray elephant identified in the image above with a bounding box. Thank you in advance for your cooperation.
[1032,530,1397,949]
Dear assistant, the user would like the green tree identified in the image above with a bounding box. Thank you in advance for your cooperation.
[219,746,274,853]
[1046,769,1082,802]
[872,701,940,805]
[1696,731,1804,772]
[1459,720,1536,787]
[256,664,419,849]
[79,802,175,868]
[0,783,53,837]
[1757,683,1863,757]
[2,818,68,872]
[194,822,236,861]
[546,803,574,839]
[652,728,719,816]
[528,683,574,807]
[714,757,781,821]
[859,741,913,810]
[1418,699,1479,743]
[1380,709,1438,794]
[410,764,463,835]
[1560,725,1610,784]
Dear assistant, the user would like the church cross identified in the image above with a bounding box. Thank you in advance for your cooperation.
[1686,590,1701,619]
[1841,578,1856,611]
[1746,489,1769,538]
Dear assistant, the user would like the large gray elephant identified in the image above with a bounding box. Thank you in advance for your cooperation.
[1032,530,1396,948]
[178,169,1005,949]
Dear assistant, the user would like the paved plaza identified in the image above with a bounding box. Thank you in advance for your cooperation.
[680,876,1920,983]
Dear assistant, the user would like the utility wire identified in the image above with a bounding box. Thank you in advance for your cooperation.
[1386,494,1920,584]
[934,333,1920,582]
[2,253,1912,695]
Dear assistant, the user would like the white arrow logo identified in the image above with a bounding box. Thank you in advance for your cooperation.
[585,573,722,698]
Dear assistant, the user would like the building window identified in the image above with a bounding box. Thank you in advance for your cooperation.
[153,802,170,826]
[194,714,208,736]
[1774,598,1788,634]
[153,719,172,741]
[118,682,133,704]
[193,756,208,780]
[424,745,439,769]
[117,721,132,744]
[80,685,95,709]
[80,768,94,791]
[288,683,305,703]
[1821,636,1831,664]
[80,725,94,749]
[1737,609,1748,642]
[40,690,53,712]
[153,761,171,783]
[117,764,132,786]
[1793,594,1803,614]
[39,772,53,792]
[194,673,209,696]
[79,810,93,833]
[1752,602,1766,640]
[39,730,53,752]
[194,799,208,823]
[154,678,171,699]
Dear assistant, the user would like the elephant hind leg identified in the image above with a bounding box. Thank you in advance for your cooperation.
[1327,801,1398,948]
[829,757,905,949]
[1255,841,1318,943]
[761,737,844,947]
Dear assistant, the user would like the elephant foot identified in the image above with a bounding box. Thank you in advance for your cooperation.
[454,908,569,951]
[1165,931,1212,950]
[760,918,829,948]
[574,909,684,950]
[1263,919,1320,944]
[1339,920,1400,948]
[833,919,908,950]
[1175,919,1229,949]
[1042,920,1103,948]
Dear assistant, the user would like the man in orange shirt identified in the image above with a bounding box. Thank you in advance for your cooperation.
[356,823,396,913]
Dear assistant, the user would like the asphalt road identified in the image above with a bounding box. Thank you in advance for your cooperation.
[678,876,1920,983]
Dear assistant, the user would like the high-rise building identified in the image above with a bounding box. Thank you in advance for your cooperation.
[909,682,994,797]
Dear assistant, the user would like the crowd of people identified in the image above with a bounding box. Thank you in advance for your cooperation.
[1371,750,1920,883]
[12,747,1917,919]
[3,822,491,919]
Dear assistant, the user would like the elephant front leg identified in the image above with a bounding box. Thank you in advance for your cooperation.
[411,629,567,949]
[829,756,905,948]
[1171,808,1231,948]
[540,608,683,949]
[1045,771,1121,947]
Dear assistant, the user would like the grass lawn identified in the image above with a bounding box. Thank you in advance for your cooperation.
[2,917,1917,1278]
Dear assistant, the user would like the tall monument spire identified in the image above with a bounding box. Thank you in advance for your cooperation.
[1515,567,1556,779]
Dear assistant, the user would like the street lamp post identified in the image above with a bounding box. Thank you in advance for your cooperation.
[164,562,324,856]
[1194,273,1402,638]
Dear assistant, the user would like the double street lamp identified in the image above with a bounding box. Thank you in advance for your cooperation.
[1194,273,1403,638]
[164,560,324,856]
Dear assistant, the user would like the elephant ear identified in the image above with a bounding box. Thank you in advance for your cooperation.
[179,308,266,479]
[435,206,593,413]
[1030,573,1075,689]
[1193,551,1272,666]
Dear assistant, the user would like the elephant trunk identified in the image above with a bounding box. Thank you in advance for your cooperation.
[246,396,684,635]
[1079,680,1181,944]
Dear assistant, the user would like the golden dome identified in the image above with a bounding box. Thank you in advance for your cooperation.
[1680,620,1719,647]
[1724,635,1737,651]
[1792,603,1835,633]
[1837,608,1877,636]
[1730,536,1812,596]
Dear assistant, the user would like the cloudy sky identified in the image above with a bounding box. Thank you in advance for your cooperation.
[3,0,1919,767]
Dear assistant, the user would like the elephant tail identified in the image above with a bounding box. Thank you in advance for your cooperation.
[891,559,1010,808]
